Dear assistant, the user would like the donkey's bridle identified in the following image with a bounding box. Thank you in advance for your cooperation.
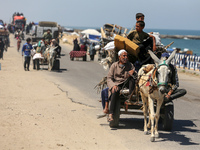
[156,60,169,87]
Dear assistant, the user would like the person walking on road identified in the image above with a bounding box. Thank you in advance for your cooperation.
[22,38,33,71]
[73,38,80,51]
[0,38,5,59]
[89,42,96,61]
[17,38,21,52]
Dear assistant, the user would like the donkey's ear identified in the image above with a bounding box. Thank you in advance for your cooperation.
[166,50,177,64]
[148,50,160,64]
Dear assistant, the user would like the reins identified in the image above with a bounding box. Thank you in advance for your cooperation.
[138,66,158,94]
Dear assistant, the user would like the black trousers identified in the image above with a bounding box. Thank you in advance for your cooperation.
[109,77,135,114]
[170,89,187,101]
[90,55,94,61]
[0,49,4,59]
[33,59,40,70]
[24,56,31,69]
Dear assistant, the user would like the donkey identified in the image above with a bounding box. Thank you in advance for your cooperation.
[138,50,176,142]
[43,46,58,70]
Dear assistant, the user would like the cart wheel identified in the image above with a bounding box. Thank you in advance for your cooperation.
[162,101,174,131]
[53,60,60,70]
[56,60,60,70]
[109,98,121,128]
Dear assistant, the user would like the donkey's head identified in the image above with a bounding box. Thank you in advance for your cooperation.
[149,50,176,94]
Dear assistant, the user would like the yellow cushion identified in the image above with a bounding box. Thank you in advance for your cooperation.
[114,35,140,57]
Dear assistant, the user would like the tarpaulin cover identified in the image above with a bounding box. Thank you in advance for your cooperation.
[103,41,115,51]
[81,29,101,35]
[88,34,101,42]
[14,16,24,21]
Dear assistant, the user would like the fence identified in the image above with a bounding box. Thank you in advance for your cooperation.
[171,53,200,71]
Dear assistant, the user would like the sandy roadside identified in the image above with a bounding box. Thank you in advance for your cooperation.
[0,35,128,150]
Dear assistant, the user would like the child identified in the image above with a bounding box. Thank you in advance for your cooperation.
[128,13,145,34]
[17,38,21,52]
[127,21,156,64]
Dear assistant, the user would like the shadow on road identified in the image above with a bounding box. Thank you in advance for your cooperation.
[40,68,68,73]
[116,117,200,145]
[60,54,66,57]
[117,118,144,131]
[159,119,200,145]
[52,69,67,73]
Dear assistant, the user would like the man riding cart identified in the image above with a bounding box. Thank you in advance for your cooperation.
[96,22,187,134]
[32,38,61,71]
[107,50,136,122]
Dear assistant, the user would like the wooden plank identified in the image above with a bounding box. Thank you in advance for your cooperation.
[101,27,106,39]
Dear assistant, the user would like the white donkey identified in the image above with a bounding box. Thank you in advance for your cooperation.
[138,50,176,142]
[43,46,58,71]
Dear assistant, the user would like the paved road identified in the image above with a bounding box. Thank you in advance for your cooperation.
[39,41,200,149]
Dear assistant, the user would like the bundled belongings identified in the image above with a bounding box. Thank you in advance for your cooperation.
[114,35,140,57]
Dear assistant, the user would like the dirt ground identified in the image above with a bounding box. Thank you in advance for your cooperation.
[0,35,128,150]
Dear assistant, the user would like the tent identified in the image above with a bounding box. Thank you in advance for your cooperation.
[0,25,4,29]
[81,29,101,42]
[71,32,79,36]
[81,29,100,35]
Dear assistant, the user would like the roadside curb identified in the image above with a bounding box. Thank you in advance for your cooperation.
[177,68,200,76]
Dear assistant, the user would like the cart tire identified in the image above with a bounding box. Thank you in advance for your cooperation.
[70,57,74,61]
[162,101,174,131]
[109,99,120,128]
[53,60,60,70]
[56,60,60,70]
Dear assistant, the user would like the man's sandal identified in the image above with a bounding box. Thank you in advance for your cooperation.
[107,114,114,122]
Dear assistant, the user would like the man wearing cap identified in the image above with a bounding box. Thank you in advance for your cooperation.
[161,52,187,102]
[107,49,136,121]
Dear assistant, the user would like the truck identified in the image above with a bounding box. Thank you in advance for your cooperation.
[31,21,60,43]
[12,12,26,30]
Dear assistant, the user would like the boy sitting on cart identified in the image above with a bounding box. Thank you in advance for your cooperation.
[127,21,156,65]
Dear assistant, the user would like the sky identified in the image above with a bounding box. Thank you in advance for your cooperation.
[1,0,200,30]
